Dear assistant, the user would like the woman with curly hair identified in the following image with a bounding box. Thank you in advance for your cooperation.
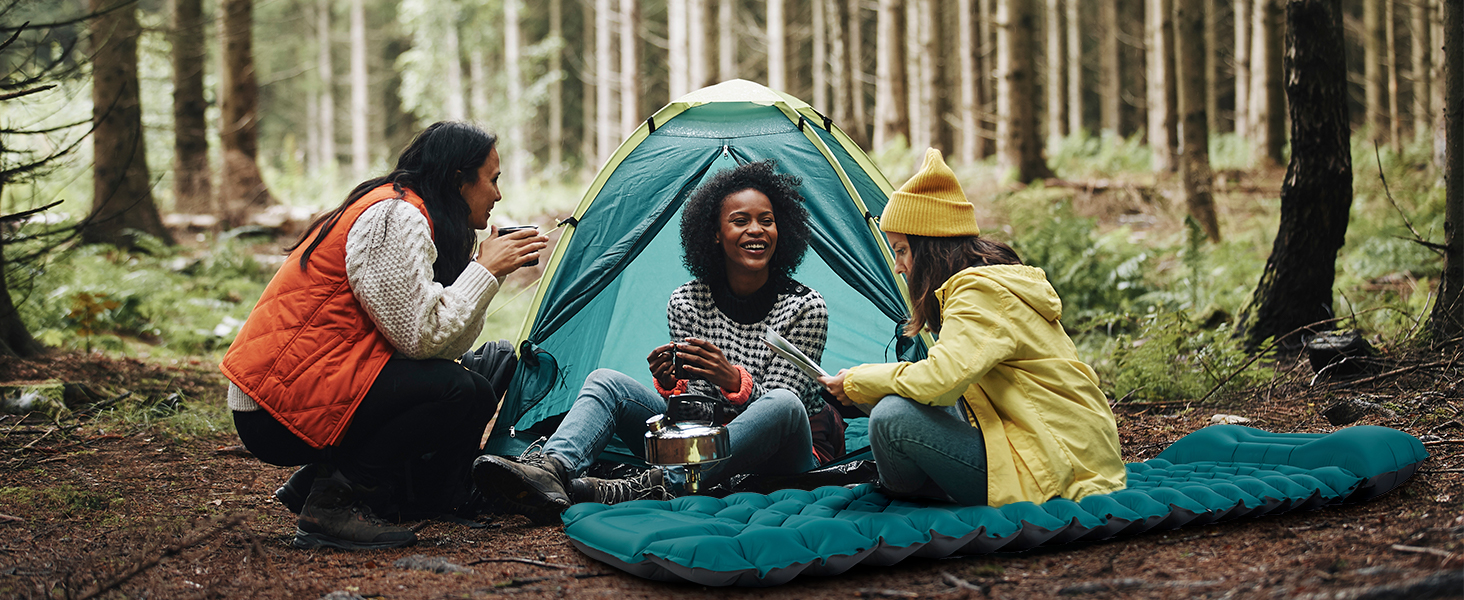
[474,159,837,511]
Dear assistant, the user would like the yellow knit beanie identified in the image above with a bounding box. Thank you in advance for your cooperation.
[880,148,979,237]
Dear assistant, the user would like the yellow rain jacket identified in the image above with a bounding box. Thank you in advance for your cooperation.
[844,265,1126,506]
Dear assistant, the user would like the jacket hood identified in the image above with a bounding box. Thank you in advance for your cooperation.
[949,265,1064,322]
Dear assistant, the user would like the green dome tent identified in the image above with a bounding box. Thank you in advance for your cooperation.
[484,79,931,465]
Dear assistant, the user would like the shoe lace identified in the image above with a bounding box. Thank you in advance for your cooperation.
[598,470,670,504]
[349,502,395,527]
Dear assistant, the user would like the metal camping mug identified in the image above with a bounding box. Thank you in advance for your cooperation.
[498,225,539,266]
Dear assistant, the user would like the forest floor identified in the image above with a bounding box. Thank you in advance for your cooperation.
[0,345,1461,600]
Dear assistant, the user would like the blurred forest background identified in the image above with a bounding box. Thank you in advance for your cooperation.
[0,0,1459,410]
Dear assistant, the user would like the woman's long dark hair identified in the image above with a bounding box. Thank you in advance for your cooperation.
[903,235,1022,336]
[288,121,497,284]
[679,159,812,287]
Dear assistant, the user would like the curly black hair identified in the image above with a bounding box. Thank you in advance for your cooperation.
[680,159,813,285]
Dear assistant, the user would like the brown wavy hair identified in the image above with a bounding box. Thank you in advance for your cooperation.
[903,235,1022,336]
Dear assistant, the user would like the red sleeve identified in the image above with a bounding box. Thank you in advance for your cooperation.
[722,366,755,406]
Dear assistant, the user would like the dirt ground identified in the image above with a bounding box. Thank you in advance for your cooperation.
[0,349,1460,600]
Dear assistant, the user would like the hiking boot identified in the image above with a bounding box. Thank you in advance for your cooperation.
[471,445,572,515]
[293,470,416,550]
[274,464,320,514]
[570,468,673,505]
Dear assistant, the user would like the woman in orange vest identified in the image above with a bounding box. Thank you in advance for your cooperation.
[221,122,547,549]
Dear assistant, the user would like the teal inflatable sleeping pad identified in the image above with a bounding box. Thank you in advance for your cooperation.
[561,425,1428,586]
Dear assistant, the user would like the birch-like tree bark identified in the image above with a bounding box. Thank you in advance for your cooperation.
[1066,0,1082,135]
[1411,0,1430,144]
[847,0,868,146]
[1233,0,1250,137]
[596,0,616,164]
[1364,0,1388,144]
[719,0,736,81]
[1177,0,1221,241]
[918,0,941,152]
[1204,0,1219,134]
[1147,0,1178,172]
[829,0,850,123]
[1250,0,1285,166]
[171,0,211,214]
[350,0,368,177]
[317,0,336,172]
[549,0,563,170]
[962,0,983,157]
[690,0,709,89]
[767,0,786,91]
[1385,0,1400,149]
[621,0,641,128]
[669,0,688,97]
[505,0,525,183]
[445,21,466,121]
[1099,0,1120,135]
[874,0,909,150]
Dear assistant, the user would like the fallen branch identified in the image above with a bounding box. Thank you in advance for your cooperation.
[1058,578,1224,595]
[1391,544,1456,560]
[1317,361,1449,389]
[1420,440,1464,446]
[76,512,250,600]
[0,513,22,523]
[942,571,983,592]
[467,557,574,570]
[854,589,920,598]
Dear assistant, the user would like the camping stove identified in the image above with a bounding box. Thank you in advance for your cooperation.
[643,413,731,494]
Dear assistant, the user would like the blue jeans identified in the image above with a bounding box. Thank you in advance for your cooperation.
[868,395,988,505]
[542,369,818,488]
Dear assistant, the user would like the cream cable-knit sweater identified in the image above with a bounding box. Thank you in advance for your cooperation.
[228,199,499,412]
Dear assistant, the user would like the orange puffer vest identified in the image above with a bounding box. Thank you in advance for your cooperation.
[221,185,432,449]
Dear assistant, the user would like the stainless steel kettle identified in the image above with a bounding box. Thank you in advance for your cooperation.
[643,405,731,493]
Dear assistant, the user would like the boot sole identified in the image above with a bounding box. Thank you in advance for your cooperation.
[292,529,416,550]
[471,456,571,514]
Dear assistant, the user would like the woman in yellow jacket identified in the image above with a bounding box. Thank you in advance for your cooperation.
[820,149,1126,507]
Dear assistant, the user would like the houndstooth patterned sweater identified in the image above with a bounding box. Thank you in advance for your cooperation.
[228,199,499,412]
[668,277,830,416]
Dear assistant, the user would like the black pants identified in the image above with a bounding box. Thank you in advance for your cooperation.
[234,357,499,504]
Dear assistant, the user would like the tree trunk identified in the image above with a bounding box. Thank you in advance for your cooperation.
[1365,0,1388,144]
[847,0,868,147]
[88,0,173,246]
[1411,0,1430,145]
[813,0,828,109]
[1434,0,1446,167]
[766,0,785,91]
[595,0,615,163]
[621,0,641,128]
[1430,0,1463,340]
[998,0,1055,181]
[1177,0,1221,241]
[171,0,211,215]
[317,0,336,173]
[1099,0,1120,136]
[829,0,850,122]
[1066,0,1083,135]
[689,0,709,89]
[1045,0,1067,142]
[977,0,995,158]
[549,0,564,171]
[1148,0,1179,172]
[218,0,273,229]
[669,0,687,97]
[1385,0,1400,149]
[506,0,526,183]
[0,238,43,357]
[874,0,910,150]
[1234,0,1250,137]
[1239,0,1352,350]
[469,50,487,122]
[350,0,368,177]
[446,23,466,121]
[719,0,736,81]
[963,0,983,158]
[1204,0,1219,135]
[583,0,598,170]
[1250,0,1285,166]
[906,0,925,151]
[918,0,942,152]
